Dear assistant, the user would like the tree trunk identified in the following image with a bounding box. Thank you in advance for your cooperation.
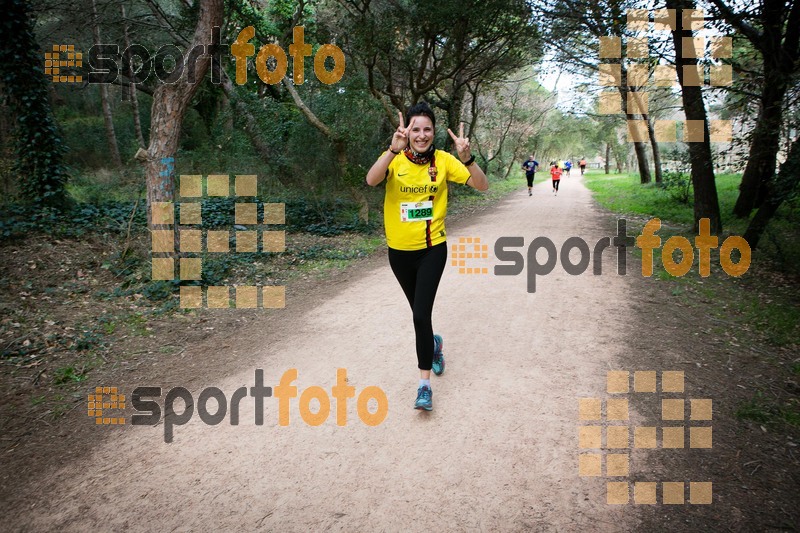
[724,0,800,218]
[503,158,515,180]
[120,3,146,149]
[618,85,651,183]
[632,139,650,183]
[616,146,625,173]
[91,0,122,167]
[605,143,611,174]
[445,80,467,152]
[505,132,528,180]
[335,140,369,224]
[732,74,788,217]
[743,135,800,249]
[283,80,369,223]
[668,0,722,234]
[218,69,290,187]
[142,0,223,226]
[0,0,69,207]
[645,114,663,183]
[0,99,12,196]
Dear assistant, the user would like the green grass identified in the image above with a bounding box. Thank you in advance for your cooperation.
[66,169,143,204]
[583,170,748,232]
[737,294,800,347]
[53,365,88,384]
[288,234,385,280]
[582,169,799,439]
[30,395,47,406]
[736,392,800,428]
[447,174,520,215]
[582,169,800,350]
[584,168,800,272]
[125,313,149,336]
[484,175,523,198]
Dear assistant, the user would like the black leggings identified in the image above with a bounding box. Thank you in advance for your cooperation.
[388,243,447,370]
[553,179,560,191]
[526,174,534,187]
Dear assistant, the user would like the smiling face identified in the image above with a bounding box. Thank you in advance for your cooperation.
[408,115,434,153]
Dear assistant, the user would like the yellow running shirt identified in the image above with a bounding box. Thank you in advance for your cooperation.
[383,149,471,251]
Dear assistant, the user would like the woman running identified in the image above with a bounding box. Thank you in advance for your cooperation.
[550,161,562,195]
[521,155,539,196]
[366,102,489,411]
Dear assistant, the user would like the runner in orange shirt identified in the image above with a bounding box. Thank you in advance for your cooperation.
[550,162,562,196]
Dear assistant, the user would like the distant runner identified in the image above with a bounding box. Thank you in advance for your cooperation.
[579,158,587,175]
[550,161,562,196]
[521,155,539,196]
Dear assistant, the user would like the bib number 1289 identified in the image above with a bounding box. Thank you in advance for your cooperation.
[401,201,433,222]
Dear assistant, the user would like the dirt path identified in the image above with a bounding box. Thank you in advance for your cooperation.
[6,175,642,531]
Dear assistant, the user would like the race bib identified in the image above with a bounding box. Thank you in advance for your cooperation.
[400,201,433,222]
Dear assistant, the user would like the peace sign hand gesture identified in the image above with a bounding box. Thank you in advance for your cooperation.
[390,111,415,153]
[447,122,472,163]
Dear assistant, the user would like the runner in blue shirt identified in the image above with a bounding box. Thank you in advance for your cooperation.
[521,155,539,196]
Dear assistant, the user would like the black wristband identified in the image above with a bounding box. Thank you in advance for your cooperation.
[463,155,476,167]
[389,147,401,155]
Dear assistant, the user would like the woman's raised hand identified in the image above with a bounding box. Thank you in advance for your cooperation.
[447,122,471,162]
[391,111,416,153]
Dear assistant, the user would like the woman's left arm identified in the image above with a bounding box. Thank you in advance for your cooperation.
[448,124,488,191]
[464,160,488,191]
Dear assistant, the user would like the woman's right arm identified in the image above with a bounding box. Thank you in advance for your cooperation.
[366,111,412,187]
[366,151,397,186]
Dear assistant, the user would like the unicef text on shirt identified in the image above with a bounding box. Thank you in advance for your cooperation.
[400,185,435,194]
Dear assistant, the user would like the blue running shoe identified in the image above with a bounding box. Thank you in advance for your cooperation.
[432,334,445,376]
[414,385,433,411]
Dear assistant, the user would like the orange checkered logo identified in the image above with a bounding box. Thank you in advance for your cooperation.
[579,370,713,505]
[150,172,286,309]
[450,237,489,275]
[598,10,732,143]
[88,386,126,425]
[45,44,83,83]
